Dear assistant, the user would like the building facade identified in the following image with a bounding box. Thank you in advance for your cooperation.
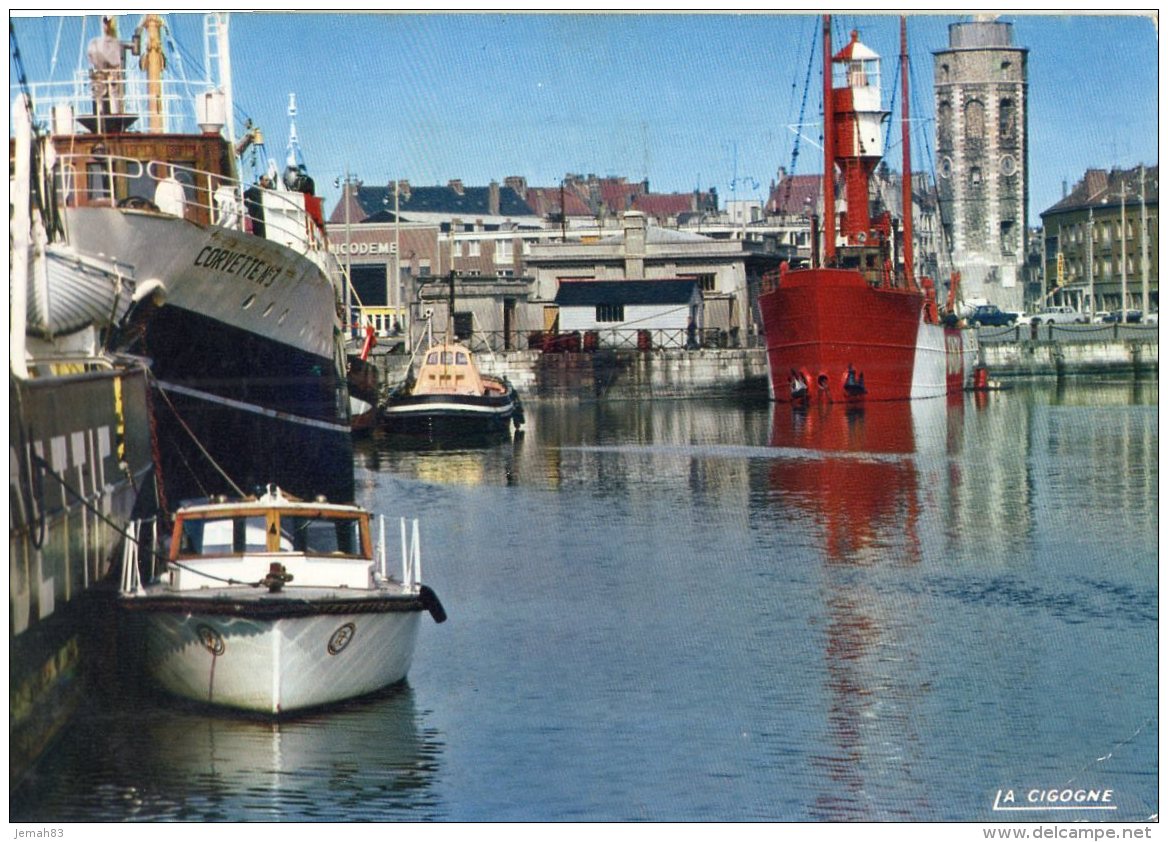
[1039,165,1159,315]
[933,16,1029,311]
[555,280,703,349]
[526,211,763,341]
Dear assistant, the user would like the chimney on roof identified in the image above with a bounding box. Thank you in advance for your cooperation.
[622,211,647,279]
[1062,179,1067,198]
[448,179,464,195]
[489,180,500,216]
[397,180,411,201]
[504,176,526,196]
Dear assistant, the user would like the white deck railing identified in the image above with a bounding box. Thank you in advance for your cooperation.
[54,151,332,261]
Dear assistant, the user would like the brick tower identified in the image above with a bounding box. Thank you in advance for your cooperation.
[933,16,1028,310]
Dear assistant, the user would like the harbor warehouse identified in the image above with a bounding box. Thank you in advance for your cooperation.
[555,279,702,348]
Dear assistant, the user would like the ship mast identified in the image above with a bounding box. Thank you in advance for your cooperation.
[821,15,836,266]
[141,14,165,133]
[899,15,916,290]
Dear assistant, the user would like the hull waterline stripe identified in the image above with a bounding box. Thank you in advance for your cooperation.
[383,402,514,417]
[155,381,349,434]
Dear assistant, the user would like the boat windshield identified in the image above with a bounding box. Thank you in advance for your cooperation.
[278,514,363,556]
[178,516,268,556]
[175,512,365,557]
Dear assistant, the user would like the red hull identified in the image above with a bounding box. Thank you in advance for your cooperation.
[759,267,965,403]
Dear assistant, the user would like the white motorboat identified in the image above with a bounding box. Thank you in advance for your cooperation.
[119,486,445,714]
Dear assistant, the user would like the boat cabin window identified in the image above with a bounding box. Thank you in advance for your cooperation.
[425,351,463,367]
[279,514,363,556]
[178,516,267,556]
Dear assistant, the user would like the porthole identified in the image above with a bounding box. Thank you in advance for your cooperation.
[939,156,953,179]
[277,309,290,325]
[241,293,256,309]
[263,302,275,317]
[1000,154,1017,177]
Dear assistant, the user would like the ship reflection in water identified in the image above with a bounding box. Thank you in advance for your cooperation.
[768,399,961,820]
[11,686,444,821]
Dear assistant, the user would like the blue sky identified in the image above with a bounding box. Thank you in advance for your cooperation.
[10,12,1160,226]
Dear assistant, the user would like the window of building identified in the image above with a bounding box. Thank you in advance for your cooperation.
[451,240,462,257]
[680,273,716,293]
[453,311,473,340]
[965,99,985,139]
[937,101,952,149]
[1000,221,1016,255]
[999,98,1015,140]
[497,268,514,278]
[495,239,513,263]
[596,304,625,323]
[467,240,481,257]
[970,166,982,187]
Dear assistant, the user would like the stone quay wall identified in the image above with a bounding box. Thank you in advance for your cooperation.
[366,328,1157,403]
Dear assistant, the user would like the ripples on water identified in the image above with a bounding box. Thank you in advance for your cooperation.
[13,379,1158,822]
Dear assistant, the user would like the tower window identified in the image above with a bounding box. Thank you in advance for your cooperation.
[999,98,1016,140]
[965,100,985,139]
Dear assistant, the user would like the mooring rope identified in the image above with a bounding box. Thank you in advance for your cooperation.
[146,370,247,497]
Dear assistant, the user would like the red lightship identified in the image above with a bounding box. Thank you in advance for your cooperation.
[759,16,977,404]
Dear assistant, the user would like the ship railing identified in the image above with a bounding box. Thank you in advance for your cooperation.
[14,73,204,137]
[374,515,422,592]
[54,152,331,261]
[120,518,159,596]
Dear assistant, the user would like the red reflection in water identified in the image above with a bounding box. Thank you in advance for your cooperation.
[769,401,955,819]
[769,402,921,565]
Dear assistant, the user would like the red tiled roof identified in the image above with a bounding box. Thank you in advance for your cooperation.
[525,187,592,217]
[767,174,822,216]
[1042,165,1159,216]
[631,193,694,217]
[598,178,643,211]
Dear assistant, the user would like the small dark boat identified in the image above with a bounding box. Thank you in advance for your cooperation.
[381,341,523,442]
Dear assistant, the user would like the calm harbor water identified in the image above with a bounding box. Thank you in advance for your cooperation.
[13,378,1158,822]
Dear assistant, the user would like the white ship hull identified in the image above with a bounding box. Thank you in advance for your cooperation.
[136,595,422,713]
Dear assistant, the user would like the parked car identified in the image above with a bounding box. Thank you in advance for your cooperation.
[1032,306,1087,325]
[969,304,1016,327]
[1145,312,1158,325]
[1101,310,1143,324]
